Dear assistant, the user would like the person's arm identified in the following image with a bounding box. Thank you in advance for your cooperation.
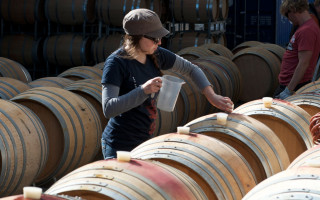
[102,84,148,118]
[102,77,162,118]
[171,55,233,113]
[287,50,313,91]
[278,50,313,99]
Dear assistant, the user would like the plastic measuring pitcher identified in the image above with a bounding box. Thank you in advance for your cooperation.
[157,75,185,112]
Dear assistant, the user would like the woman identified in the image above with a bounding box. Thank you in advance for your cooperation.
[101,8,233,159]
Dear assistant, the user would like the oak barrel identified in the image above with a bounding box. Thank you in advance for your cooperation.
[169,32,213,53]
[232,47,280,101]
[200,43,233,59]
[231,41,263,54]
[0,77,31,99]
[173,0,219,23]
[288,144,320,169]
[0,35,43,66]
[0,0,45,24]
[45,0,95,25]
[64,79,108,132]
[243,167,320,200]
[258,43,286,63]
[234,99,313,162]
[93,62,104,70]
[161,69,208,126]
[11,87,102,186]
[295,80,320,93]
[45,159,205,200]
[92,34,123,64]
[286,92,320,117]
[1,194,79,200]
[193,55,242,103]
[131,133,257,200]
[0,100,48,196]
[218,0,229,20]
[185,113,290,183]
[0,57,32,83]
[29,77,74,88]
[43,34,93,67]
[96,0,164,26]
[58,66,102,81]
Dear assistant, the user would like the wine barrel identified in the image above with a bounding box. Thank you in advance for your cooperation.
[92,34,123,64]
[173,0,219,23]
[161,70,208,126]
[168,32,213,53]
[232,47,280,102]
[29,77,74,88]
[242,167,320,200]
[231,41,263,54]
[0,57,32,83]
[258,43,286,63]
[93,62,104,70]
[218,0,229,20]
[213,33,228,47]
[288,144,320,169]
[286,92,320,117]
[0,35,43,66]
[45,0,95,25]
[11,87,102,186]
[177,46,216,61]
[0,77,31,99]
[0,100,48,197]
[43,34,93,67]
[96,0,165,26]
[193,55,242,103]
[58,66,102,81]
[45,159,206,200]
[1,194,79,200]
[190,59,222,114]
[154,108,178,136]
[295,80,320,94]
[200,43,233,59]
[233,99,313,162]
[185,113,290,183]
[64,79,106,161]
[154,69,208,136]
[192,59,233,101]
[131,133,257,200]
[0,0,45,24]
[64,79,108,131]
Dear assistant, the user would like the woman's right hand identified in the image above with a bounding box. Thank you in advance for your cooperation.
[141,77,162,95]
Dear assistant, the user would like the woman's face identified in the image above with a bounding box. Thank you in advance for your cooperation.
[139,36,162,54]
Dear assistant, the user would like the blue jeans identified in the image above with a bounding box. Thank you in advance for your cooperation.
[101,138,117,159]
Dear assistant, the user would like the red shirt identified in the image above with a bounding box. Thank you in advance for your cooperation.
[279,18,320,85]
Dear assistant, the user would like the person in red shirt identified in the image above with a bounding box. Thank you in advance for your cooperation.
[274,0,320,99]
[289,0,320,37]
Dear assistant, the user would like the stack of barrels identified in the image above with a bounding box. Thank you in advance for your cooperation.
[40,98,318,199]
[2,37,320,199]
[0,0,230,78]
[0,60,105,197]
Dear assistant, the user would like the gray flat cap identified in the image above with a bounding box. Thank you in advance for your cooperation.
[123,8,169,38]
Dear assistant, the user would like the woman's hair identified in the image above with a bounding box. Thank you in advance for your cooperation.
[121,34,162,74]
[121,35,142,60]
[280,0,309,16]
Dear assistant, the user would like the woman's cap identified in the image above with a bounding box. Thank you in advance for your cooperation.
[123,8,169,38]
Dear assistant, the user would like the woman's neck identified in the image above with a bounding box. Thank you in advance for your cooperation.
[135,52,147,64]
[124,44,147,64]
